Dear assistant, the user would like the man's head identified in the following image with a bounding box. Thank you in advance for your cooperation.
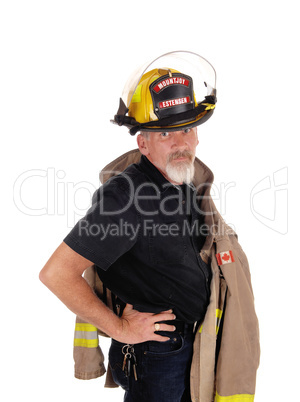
[137,127,199,185]
[112,52,216,182]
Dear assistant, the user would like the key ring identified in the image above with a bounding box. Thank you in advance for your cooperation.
[122,344,130,355]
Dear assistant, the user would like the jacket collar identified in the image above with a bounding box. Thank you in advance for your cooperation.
[100,148,214,194]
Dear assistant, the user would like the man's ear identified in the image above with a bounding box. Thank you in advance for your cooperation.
[137,134,150,156]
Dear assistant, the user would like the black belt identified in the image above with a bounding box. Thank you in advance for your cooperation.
[161,319,195,334]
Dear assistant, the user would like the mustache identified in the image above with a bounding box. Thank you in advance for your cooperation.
[167,150,194,163]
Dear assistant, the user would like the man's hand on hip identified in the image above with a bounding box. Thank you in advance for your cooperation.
[114,304,176,344]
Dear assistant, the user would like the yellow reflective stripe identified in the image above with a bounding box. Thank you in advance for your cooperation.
[215,392,254,402]
[216,309,223,335]
[74,323,99,348]
[199,309,223,334]
[75,323,97,332]
[74,338,99,348]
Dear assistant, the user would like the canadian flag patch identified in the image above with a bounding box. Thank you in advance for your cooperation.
[216,250,235,265]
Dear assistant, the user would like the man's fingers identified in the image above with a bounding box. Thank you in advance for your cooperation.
[152,334,171,342]
[124,303,133,311]
[153,312,176,323]
[153,323,176,332]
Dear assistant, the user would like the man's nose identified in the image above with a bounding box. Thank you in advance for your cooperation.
[172,131,188,149]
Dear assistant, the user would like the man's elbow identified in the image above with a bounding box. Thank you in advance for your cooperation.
[39,264,55,288]
[39,242,69,288]
[39,242,92,290]
[39,254,64,290]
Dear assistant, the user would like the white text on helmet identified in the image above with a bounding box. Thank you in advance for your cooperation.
[153,78,190,93]
[159,96,191,109]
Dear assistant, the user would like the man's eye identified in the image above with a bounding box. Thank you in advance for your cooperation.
[183,128,191,134]
[160,132,170,137]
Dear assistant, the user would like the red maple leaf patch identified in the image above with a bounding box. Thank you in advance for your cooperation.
[222,253,230,262]
[216,250,235,265]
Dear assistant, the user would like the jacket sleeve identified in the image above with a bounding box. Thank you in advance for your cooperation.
[213,231,260,401]
[73,265,118,386]
[190,247,228,402]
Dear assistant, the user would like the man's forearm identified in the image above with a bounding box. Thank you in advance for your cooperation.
[39,242,176,344]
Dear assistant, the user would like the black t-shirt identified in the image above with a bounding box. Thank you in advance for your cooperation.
[64,155,211,323]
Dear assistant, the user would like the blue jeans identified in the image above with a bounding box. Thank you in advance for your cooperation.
[108,324,195,402]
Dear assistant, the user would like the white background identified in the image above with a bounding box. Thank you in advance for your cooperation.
[1,1,299,401]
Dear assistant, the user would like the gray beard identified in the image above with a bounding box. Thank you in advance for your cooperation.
[165,161,195,184]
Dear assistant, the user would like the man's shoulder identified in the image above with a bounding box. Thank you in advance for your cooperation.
[90,164,143,209]
[103,162,150,192]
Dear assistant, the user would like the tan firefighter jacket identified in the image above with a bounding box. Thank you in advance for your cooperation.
[73,149,260,402]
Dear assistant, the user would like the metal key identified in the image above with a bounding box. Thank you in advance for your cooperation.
[131,353,138,381]
[122,345,130,372]
[125,352,131,377]
[122,353,127,372]
[121,344,138,380]
[122,344,133,377]
[127,346,138,381]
